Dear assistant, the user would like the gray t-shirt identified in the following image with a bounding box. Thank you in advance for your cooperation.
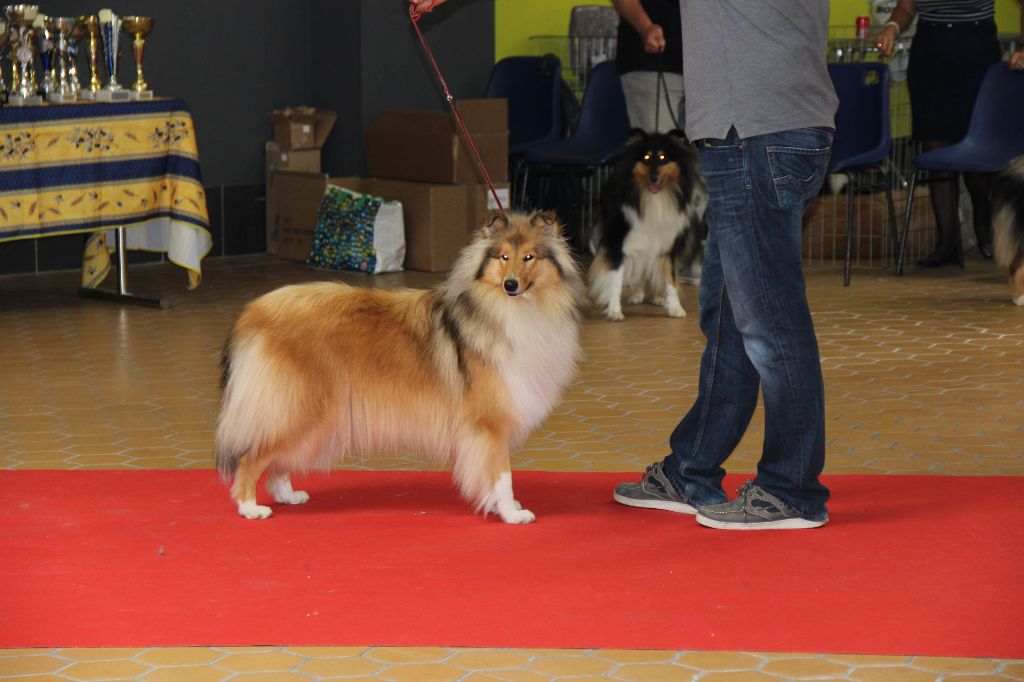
[680,0,838,141]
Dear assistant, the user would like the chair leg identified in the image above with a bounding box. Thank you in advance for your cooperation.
[843,172,855,287]
[883,168,900,275]
[897,169,917,275]
[954,172,966,269]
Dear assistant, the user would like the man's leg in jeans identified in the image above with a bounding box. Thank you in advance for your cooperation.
[660,134,760,506]
[665,128,831,520]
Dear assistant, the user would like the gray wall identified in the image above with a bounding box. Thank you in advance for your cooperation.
[2,0,496,274]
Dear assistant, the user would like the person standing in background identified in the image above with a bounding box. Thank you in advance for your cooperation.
[876,0,1023,266]
[611,0,684,133]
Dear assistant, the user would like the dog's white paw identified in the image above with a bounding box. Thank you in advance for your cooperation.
[604,308,625,322]
[626,291,645,305]
[500,507,536,524]
[1014,294,1024,306]
[267,476,310,505]
[277,489,310,505]
[238,501,273,519]
[667,304,687,318]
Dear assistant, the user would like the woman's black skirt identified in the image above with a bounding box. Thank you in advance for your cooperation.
[906,18,1002,142]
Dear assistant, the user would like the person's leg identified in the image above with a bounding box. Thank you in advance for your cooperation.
[619,71,659,133]
[657,72,684,133]
[684,129,832,521]
[660,137,760,506]
[614,131,755,510]
[916,140,960,266]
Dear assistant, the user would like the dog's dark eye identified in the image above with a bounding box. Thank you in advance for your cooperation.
[524,254,534,262]
[658,153,666,161]
[500,253,509,261]
[643,153,651,161]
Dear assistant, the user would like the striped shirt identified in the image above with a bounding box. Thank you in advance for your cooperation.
[915,0,994,22]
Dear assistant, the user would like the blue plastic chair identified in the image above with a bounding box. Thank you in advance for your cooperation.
[898,64,1024,272]
[484,56,563,155]
[519,60,631,242]
[827,62,897,286]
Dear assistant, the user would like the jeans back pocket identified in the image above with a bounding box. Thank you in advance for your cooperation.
[767,139,832,208]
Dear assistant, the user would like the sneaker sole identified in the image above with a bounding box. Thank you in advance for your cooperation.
[696,514,828,530]
[613,491,697,515]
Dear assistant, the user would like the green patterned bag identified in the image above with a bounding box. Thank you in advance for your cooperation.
[308,185,405,273]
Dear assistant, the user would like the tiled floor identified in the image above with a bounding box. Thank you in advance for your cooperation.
[1,252,1021,681]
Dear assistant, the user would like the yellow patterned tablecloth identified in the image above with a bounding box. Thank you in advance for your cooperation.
[0,98,212,288]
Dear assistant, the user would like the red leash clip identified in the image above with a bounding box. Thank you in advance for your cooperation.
[409,7,508,221]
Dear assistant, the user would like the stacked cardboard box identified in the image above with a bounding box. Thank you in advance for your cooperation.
[265,99,511,272]
[265,107,336,259]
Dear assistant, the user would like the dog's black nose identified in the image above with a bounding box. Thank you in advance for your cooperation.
[504,278,519,293]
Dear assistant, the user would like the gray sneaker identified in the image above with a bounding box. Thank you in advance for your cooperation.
[696,481,828,530]
[613,462,697,514]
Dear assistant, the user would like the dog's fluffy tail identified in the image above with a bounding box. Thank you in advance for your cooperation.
[993,204,1023,270]
[991,157,1024,270]
[214,330,316,480]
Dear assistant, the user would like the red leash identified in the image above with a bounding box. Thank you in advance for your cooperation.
[409,7,508,221]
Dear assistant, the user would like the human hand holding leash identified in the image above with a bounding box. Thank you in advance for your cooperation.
[410,0,446,20]
[641,24,666,53]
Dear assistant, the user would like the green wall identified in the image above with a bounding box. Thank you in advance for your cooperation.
[495,0,1021,60]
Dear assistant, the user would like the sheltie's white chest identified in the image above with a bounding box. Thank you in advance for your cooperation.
[496,306,579,442]
[622,190,689,257]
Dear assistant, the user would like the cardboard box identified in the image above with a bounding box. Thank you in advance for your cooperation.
[332,177,511,272]
[265,142,322,241]
[365,99,509,185]
[268,107,337,151]
[265,141,321,176]
[266,170,328,261]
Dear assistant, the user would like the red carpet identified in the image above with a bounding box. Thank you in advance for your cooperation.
[0,470,1021,656]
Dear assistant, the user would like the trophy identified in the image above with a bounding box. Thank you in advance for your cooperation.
[49,16,79,101]
[96,8,130,101]
[65,18,85,97]
[122,16,152,99]
[0,20,8,102]
[5,4,43,106]
[79,14,101,98]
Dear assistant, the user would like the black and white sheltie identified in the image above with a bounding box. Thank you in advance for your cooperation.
[588,129,707,321]
[991,155,1024,306]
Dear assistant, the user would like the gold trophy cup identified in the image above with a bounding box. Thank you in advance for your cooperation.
[122,15,152,100]
[79,14,101,98]
[122,14,151,99]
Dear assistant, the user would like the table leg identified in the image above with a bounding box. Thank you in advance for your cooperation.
[78,226,169,309]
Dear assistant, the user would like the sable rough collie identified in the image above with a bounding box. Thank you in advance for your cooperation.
[991,155,1024,305]
[215,211,584,524]
[589,129,707,321]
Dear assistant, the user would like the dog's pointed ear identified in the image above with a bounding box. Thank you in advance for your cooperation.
[531,210,562,237]
[479,209,507,237]
[627,128,648,146]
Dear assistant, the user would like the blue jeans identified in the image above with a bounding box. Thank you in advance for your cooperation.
[663,127,832,521]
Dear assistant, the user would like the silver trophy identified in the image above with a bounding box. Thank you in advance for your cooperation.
[4,4,43,106]
[0,19,9,102]
[65,18,85,97]
[96,7,129,101]
[35,14,55,98]
[50,16,80,101]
